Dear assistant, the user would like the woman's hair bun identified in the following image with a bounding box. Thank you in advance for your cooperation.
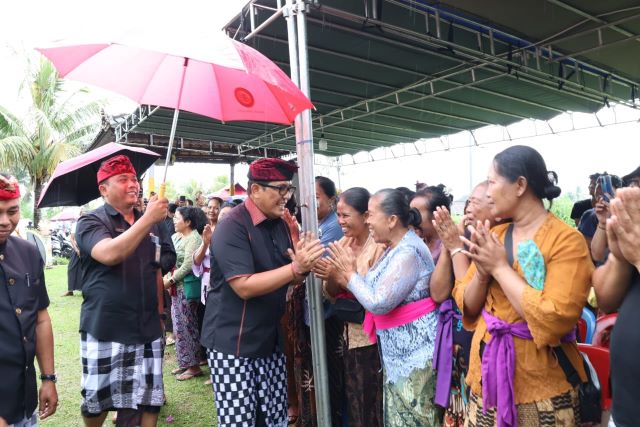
[544,185,561,200]
[408,208,422,229]
[544,170,561,200]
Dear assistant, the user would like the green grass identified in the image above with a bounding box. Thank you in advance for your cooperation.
[42,266,217,426]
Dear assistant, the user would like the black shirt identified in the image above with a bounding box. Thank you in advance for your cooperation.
[610,268,640,427]
[76,203,176,344]
[163,216,175,237]
[0,237,49,424]
[570,198,592,222]
[201,199,292,358]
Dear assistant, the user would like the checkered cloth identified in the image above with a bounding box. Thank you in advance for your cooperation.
[9,412,37,427]
[207,349,288,427]
[80,332,164,415]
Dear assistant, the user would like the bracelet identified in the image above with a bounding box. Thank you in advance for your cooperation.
[597,224,606,231]
[450,248,466,259]
[40,373,57,383]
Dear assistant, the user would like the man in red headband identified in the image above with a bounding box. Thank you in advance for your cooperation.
[201,158,324,426]
[74,155,176,426]
[0,173,58,426]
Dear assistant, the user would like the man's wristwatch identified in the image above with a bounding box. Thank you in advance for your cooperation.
[169,277,176,285]
[40,374,57,383]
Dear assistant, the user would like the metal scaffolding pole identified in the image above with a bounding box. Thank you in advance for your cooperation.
[229,163,235,196]
[284,0,331,425]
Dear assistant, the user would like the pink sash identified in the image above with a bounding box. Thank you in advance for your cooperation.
[363,297,438,344]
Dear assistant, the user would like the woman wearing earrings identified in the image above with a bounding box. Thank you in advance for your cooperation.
[328,188,441,426]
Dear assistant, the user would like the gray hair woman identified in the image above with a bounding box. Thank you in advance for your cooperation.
[328,188,442,426]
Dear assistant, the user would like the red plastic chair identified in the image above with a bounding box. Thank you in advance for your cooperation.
[577,319,587,343]
[593,313,617,348]
[578,343,612,411]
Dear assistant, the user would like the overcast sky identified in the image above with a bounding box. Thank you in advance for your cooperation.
[2,0,639,201]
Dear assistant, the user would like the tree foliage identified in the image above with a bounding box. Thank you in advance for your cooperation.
[549,195,575,227]
[0,57,103,228]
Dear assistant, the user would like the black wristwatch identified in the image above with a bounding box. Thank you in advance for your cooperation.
[159,313,167,321]
[40,374,57,383]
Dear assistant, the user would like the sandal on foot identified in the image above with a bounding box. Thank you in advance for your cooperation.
[171,367,186,375]
[176,370,203,381]
[288,408,299,425]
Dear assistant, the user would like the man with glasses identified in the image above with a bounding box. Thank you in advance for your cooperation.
[201,158,324,427]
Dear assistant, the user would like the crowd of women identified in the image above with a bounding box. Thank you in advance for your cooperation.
[162,144,639,427]
[160,197,237,383]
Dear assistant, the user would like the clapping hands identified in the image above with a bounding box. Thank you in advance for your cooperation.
[607,187,640,269]
[326,241,357,287]
[288,231,324,275]
[432,206,463,252]
[460,219,508,278]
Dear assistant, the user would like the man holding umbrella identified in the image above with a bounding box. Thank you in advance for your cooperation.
[0,173,57,426]
[75,155,175,427]
[201,158,324,427]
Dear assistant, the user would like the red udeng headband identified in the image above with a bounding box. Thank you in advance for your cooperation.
[0,178,20,201]
[248,158,298,181]
[97,155,137,183]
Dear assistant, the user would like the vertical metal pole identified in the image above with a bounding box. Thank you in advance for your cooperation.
[285,0,331,425]
[229,163,236,196]
[468,138,473,194]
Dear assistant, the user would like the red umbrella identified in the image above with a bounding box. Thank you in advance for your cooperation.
[49,207,81,222]
[208,183,247,199]
[36,28,313,196]
[37,142,160,208]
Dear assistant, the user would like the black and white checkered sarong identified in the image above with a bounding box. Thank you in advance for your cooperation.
[8,412,37,427]
[207,349,288,427]
[80,331,164,415]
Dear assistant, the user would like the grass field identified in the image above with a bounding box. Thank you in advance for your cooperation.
[41,266,217,426]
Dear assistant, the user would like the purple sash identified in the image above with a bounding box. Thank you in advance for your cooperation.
[481,309,576,427]
[433,299,462,408]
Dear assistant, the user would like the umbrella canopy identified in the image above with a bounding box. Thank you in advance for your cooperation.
[36,29,313,125]
[38,142,160,208]
[49,207,81,222]
[208,183,247,199]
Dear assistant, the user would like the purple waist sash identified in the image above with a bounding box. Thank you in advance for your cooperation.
[433,299,462,408]
[481,309,576,427]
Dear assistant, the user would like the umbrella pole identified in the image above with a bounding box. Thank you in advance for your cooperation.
[286,1,331,425]
[159,58,189,199]
[159,108,180,199]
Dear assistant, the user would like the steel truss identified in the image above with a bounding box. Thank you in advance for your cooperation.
[225,0,639,155]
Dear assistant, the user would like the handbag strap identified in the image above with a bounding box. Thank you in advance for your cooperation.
[505,223,514,266]
[553,347,582,387]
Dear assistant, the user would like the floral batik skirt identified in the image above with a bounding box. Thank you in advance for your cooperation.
[465,388,580,427]
[443,342,471,427]
[383,361,443,427]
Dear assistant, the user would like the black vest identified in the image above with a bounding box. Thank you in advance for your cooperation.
[0,237,48,423]
[202,203,292,358]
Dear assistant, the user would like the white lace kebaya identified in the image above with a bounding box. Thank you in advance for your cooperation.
[347,229,437,384]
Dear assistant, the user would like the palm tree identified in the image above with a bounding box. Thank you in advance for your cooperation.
[0,57,103,228]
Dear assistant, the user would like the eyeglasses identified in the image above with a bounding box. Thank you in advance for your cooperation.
[258,183,296,196]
